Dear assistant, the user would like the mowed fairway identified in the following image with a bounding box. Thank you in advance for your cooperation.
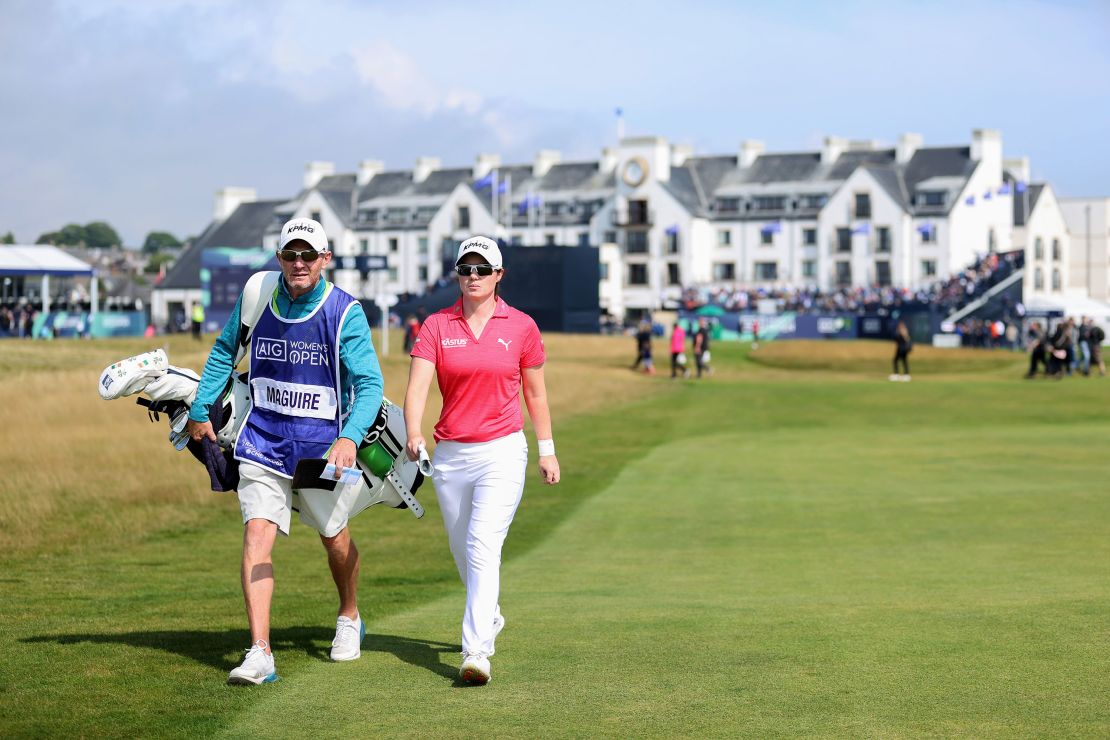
[1,335,1108,737]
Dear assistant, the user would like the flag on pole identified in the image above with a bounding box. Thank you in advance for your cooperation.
[761,221,782,235]
[473,172,494,190]
[997,183,1011,196]
[1015,181,1027,193]
[497,178,508,194]
[851,222,871,235]
[983,189,992,201]
[965,195,976,206]
[916,223,935,237]
[664,224,679,235]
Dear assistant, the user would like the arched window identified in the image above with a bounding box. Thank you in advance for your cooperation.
[1034,267,1044,290]
[1034,237,1044,260]
[1052,269,1061,291]
[1052,239,1061,261]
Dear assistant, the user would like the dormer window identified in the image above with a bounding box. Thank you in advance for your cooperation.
[715,197,741,214]
[917,191,946,207]
[752,196,787,212]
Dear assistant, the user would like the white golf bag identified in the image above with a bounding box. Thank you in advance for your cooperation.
[97,271,427,519]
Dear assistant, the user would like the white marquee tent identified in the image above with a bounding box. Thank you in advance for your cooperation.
[0,245,97,312]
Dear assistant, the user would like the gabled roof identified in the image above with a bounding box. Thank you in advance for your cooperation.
[861,165,911,211]
[159,200,282,290]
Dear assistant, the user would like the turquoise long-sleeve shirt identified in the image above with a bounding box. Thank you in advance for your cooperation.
[188,277,384,445]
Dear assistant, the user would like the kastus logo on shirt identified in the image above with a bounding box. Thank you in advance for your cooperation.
[256,338,288,362]
[441,338,468,348]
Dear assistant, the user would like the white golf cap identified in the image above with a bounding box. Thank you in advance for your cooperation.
[279,217,329,252]
[455,235,502,269]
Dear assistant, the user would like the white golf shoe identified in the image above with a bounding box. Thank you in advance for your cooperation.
[330,614,365,662]
[227,641,278,685]
[460,652,491,685]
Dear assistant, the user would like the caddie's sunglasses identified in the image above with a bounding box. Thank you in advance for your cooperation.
[456,264,496,277]
[278,249,321,263]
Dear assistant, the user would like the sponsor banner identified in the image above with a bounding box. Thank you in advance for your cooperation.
[251,377,338,420]
[28,311,146,338]
[679,310,858,341]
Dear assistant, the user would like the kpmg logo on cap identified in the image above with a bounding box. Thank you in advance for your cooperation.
[288,223,315,234]
[462,239,488,251]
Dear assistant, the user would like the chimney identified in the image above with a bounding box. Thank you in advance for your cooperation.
[739,140,765,169]
[896,133,923,164]
[1004,156,1030,184]
[970,128,1002,165]
[847,139,880,151]
[671,144,693,167]
[533,149,561,178]
[599,147,618,175]
[474,153,501,180]
[821,136,847,165]
[303,161,335,189]
[213,187,256,221]
[357,159,384,186]
[413,156,440,183]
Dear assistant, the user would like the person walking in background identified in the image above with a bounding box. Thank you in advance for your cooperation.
[670,320,689,379]
[402,315,420,353]
[186,218,384,685]
[694,318,712,378]
[1077,316,1092,376]
[751,317,760,350]
[1025,321,1048,378]
[1089,321,1106,377]
[890,320,912,381]
[190,301,205,340]
[1047,319,1073,378]
[631,320,652,371]
[404,235,560,686]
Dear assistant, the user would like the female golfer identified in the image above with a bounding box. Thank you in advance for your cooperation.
[404,235,560,685]
[891,320,913,381]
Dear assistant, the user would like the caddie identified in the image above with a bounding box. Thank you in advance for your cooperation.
[185,217,383,685]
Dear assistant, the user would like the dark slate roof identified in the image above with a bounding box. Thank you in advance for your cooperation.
[537,162,604,191]
[356,171,416,202]
[320,189,357,224]
[316,174,356,190]
[902,147,974,191]
[1011,181,1045,226]
[687,155,738,195]
[662,167,705,215]
[411,167,471,196]
[863,165,911,210]
[159,200,282,290]
[825,149,894,180]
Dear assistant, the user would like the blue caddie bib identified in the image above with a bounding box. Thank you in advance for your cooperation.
[234,282,357,478]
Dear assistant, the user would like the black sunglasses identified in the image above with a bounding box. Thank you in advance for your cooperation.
[278,249,322,263]
[456,264,496,277]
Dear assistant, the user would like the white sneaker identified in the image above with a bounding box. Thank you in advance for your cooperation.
[901,375,912,382]
[330,614,365,661]
[228,642,278,685]
[460,652,491,685]
[888,374,900,381]
[490,609,506,656]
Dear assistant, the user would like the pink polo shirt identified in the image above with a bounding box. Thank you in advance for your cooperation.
[411,298,546,443]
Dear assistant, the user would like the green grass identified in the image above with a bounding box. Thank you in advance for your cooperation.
[1,338,1108,737]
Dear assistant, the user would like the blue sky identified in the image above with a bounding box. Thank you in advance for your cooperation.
[1,0,1107,245]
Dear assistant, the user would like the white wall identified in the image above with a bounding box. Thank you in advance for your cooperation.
[1016,185,1070,300]
[1060,197,1110,301]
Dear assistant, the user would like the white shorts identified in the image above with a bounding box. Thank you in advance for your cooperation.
[237,462,356,538]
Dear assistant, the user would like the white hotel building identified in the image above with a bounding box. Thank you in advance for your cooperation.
[155,128,1074,326]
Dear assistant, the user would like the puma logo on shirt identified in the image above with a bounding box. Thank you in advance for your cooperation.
[498,338,512,351]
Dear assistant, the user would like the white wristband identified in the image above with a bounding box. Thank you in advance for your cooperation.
[537,439,555,457]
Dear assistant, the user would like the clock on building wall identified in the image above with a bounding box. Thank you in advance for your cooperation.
[622,156,649,188]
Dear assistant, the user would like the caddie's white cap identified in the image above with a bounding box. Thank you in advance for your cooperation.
[279,217,329,252]
[455,235,502,269]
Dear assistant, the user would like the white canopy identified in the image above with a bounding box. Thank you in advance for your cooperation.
[0,245,97,313]
[0,245,95,276]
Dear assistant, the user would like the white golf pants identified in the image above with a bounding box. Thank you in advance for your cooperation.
[432,430,528,656]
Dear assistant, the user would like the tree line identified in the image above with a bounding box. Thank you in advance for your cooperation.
[1,223,185,253]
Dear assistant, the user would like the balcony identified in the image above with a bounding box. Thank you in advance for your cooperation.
[610,208,654,228]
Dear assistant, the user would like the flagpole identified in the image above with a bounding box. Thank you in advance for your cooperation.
[491,167,499,235]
